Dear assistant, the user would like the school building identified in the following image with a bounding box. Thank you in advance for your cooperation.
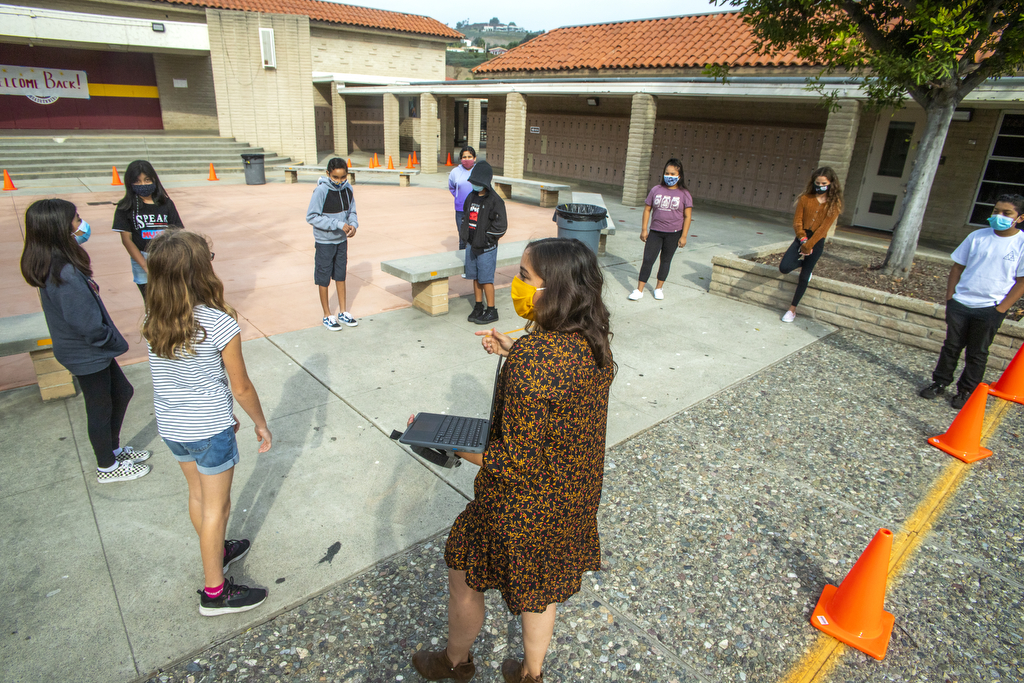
[339,12,1023,247]
[0,0,461,166]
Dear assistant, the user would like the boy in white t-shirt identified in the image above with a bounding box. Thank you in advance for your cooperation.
[920,194,1024,409]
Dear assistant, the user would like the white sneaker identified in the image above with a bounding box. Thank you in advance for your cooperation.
[628,289,644,301]
[782,310,796,323]
[653,288,664,300]
[337,312,358,327]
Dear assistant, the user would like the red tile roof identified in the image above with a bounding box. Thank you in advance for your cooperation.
[474,12,809,74]
[160,0,462,39]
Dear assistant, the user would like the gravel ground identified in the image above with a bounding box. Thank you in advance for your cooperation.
[143,330,1024,683]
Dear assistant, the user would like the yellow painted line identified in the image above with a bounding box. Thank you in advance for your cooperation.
[779,398,1012,683]
[36,338,52,346]
[88,83,159,98]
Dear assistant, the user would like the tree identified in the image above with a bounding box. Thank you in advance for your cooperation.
[473,37,486,48]
[712,1,1024,278]
[490,17,500,26]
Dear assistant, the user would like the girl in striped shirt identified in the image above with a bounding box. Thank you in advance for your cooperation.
[143,230,272,617]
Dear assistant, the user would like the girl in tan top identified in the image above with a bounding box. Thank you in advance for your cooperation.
[779,166,844,322]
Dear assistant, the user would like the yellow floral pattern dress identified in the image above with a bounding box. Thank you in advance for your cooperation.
[445,330,614,614]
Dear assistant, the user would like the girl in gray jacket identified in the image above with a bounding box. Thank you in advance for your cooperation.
[20,199,151,483]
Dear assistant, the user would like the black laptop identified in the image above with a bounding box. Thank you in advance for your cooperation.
[400,357,503,454]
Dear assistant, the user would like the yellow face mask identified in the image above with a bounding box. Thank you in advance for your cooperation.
[511,276,544,320]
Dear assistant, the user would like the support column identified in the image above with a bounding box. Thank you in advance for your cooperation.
[622,93,657,206]
[467,98,482,151]
[419,93,438,174]
[504,92,527,179]
[438,95,456,165]
[331,88,348,158]
[818,98,861,238]
[383,93,400,166]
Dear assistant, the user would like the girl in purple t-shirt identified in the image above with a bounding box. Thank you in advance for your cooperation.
[629,158,693,301]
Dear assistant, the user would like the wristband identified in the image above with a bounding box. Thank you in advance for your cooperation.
[799,237,808,243]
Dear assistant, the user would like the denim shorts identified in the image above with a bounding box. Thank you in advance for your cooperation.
[314,241,347,287]
[465,245,497,284]
[164,425,239,475]
[130,251,149,285]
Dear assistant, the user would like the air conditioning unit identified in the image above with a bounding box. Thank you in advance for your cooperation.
[259,28,276,69]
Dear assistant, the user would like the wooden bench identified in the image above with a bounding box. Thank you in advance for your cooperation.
[0,312,76,401]
[572,191,617,255]
[492,176,571,208]
[282,165,419,187]
[381,240,530,316]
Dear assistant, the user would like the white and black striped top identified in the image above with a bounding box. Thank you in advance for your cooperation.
[149,305,240,442]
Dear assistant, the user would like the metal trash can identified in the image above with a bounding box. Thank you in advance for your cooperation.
[552,203,608,254]
[241,153,266,185]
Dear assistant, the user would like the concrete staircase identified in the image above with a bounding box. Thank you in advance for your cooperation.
[0,134,291,180]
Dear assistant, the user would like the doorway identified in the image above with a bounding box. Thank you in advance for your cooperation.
[853,108,927,231]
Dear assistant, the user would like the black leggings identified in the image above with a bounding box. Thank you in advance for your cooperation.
[779,234,825,307]
[76,360,134,469]
[638,230,682,285]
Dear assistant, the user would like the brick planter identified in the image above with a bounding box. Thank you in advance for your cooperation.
[710,238,1024,370]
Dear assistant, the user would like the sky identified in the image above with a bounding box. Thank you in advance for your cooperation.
[335,0,732,32]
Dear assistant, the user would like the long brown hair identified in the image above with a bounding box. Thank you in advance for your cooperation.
[20,198,92,287]
[142,230,235,359]
[802,166,844,216]
[525,238,615,371]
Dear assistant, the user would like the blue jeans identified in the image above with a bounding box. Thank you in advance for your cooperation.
[455,211,466,250]
[465,245,497,284]
[165,425,240,475]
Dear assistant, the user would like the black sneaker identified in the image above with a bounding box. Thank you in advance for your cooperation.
[198,577,267,617]
[918,382,948,399]
[950,388,972,410]
[223,539,250,571]
[476,307,498,325]
[467,302,484,323]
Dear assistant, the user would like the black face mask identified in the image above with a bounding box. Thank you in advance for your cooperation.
[132,183,155,197]
[814,184,829,194]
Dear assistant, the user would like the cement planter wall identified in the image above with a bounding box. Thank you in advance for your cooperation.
[709,238,1024,371]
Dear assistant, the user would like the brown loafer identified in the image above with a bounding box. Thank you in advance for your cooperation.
[501,658,543,683]
[411,648,476,682]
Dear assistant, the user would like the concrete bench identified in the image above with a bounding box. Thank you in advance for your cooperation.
[282,165,419,187]
[0,312,75,401]
[492,176,571,208]
[572,191,617,255]
[381,240,530,316]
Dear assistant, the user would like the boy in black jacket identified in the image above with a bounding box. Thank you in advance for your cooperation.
[459,161,508,324]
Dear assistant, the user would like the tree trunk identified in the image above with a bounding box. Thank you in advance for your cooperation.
[880,97,957,277]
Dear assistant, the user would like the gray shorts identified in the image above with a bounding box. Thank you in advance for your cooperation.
[465,245,497,284]
[314,241,347,287]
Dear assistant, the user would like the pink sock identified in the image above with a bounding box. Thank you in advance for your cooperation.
[204,582,224,599]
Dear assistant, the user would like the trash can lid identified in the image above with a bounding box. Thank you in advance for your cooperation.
[241,153,265,160]
[553,203,608,221]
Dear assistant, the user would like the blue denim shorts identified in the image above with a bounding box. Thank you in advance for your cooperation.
[130,251,149,285]
[465,245,497,284]
[165,425,239,475]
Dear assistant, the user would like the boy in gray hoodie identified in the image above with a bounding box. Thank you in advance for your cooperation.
[307,158,359,330]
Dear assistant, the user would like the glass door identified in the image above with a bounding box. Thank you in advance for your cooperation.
[853,108,926,231]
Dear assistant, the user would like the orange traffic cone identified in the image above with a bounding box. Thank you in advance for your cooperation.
[989,345,1024,404]
[373,153,380,168]
[111,166,123,186]
[405,154,415,169]
[2,169,16,191]
[347,158,353,169]
[208,163,219,181]
[445,152,454,166]
[927,383,993,463]
[412,150,419,165]
[387,155,395,170]
[810,528,895,661]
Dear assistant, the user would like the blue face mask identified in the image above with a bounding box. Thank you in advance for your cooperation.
[132,183,155,197]
[663,175,679,186]
[989,214,1017,231]
[471,183,484,192]
[73,220,91,244]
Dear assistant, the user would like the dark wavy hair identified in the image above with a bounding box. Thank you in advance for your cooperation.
[525,238,615,371]
[802,166,844,216]
[459,146,477,159]
[20,198,92,287]
[660,158,687,189]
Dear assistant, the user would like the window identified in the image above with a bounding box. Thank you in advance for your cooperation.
[259,28,276,69]
[970,112,1024,225]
